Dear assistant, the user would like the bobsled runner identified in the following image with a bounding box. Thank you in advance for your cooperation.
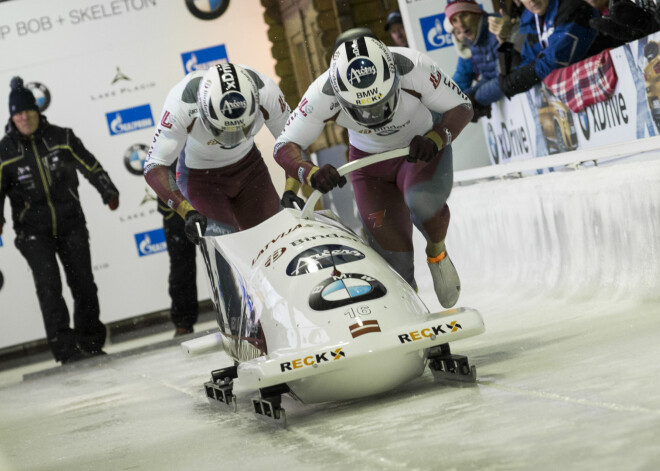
[183,147,485,424]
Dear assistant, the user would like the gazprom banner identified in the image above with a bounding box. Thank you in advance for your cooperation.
[0,0,281,348]
[482,34,659,165]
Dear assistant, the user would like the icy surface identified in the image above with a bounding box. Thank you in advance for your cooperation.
[0,159,659,471]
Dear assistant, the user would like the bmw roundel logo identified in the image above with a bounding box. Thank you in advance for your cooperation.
[26,82,51,112]
[309,273,387,311]
[346,59,378,89]
[123,143,150,175]
[487,123,499,164]
[186,0,231,20]
[578,111,590,140]
[220,91,247,119]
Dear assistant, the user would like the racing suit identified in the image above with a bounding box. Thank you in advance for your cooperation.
[274,47,472,289]
[0,115,119,362]
[144,65,291,235]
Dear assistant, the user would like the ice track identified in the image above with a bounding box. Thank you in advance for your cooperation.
[0,159,659,471]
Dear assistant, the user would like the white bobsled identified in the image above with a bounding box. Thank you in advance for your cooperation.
[185,148,485,420]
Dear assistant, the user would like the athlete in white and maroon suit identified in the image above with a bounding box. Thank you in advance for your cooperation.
[145,63,291,244]
[274,31,473,308]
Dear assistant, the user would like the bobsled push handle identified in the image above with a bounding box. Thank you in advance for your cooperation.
[300,146,410,220]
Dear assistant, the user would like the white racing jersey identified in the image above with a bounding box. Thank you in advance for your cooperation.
[275,47,470,154]
[146,65,290,170]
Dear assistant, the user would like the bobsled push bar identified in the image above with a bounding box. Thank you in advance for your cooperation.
[300,146,411,220]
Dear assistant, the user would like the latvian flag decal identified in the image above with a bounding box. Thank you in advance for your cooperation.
[349,319,381,338]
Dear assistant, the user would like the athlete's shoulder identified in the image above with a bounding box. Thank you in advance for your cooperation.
[392,47,433,78]
[175,70,205,105]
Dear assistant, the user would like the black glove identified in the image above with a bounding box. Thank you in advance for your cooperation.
[184,210,207,245]
[281,190,306,209]
[466,93,492,123]
[590,0,660,42]
[310,164,347,193]
[499,63,541,99]
[408,135,438,163]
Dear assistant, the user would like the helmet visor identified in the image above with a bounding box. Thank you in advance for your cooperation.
[339,78,400,128]
[213,123,255,148]
[197,103,256,148]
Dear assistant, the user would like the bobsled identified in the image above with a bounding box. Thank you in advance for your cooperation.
[184,147,485,422]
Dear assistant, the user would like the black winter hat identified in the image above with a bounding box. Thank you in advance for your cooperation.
[9,77,39,117]
[385,11,403,31]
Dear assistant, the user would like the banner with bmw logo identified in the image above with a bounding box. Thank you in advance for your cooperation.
[0,0,285,348]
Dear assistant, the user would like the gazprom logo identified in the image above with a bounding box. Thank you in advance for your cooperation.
[134,229,168,257]
[106,104,154,136]
[220,92,247,119]
[346,59,377,89]
[181,44,228,73]
[419,14,454,51]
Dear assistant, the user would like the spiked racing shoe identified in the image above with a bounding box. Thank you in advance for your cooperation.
[427,251,461,308]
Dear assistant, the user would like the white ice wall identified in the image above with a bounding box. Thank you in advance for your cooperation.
[441,159,660,305]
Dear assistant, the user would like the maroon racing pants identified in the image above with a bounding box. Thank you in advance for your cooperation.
[184,146,280,233]
[349,144,454,287]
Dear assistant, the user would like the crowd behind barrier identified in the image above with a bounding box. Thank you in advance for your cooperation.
[478,30,660,165]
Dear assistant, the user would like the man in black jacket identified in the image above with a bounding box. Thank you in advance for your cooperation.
[0,77,120,364]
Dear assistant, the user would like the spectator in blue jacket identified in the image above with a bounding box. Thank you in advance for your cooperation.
[445,0,505,121]
[498,0,599,98]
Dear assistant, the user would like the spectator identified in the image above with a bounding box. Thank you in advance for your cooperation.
[583,0,629,54]
[445,16,476,95]
[0,77,120,364]
[144,63,293,246]
[445,0,503,120]
[498,0,599,99]
[385,10,409,47]
[589,0,660,44]
[274,28,473,309]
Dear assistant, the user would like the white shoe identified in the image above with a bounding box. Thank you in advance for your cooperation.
[427,252,461,308]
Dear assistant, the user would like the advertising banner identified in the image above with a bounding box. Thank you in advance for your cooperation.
[0,0,282,348]
[481,32,660,165]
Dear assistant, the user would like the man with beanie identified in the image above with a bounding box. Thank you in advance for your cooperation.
[0,77,120,364]
[385,10,409,47]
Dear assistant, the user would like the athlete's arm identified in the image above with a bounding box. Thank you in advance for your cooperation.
[144,79,197,219]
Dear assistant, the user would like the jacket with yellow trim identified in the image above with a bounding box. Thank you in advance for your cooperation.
[0,115,118,236]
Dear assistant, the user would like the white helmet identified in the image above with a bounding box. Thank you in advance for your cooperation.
[330,35,399,128]
[197,63,259,148]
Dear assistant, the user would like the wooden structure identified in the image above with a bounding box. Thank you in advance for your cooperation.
[259,0,396,152]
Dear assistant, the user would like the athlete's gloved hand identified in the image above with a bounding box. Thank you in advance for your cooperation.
[408,135,438,163]
[281,190,306,209]
[184,210,207,245]
[310,164,347,193]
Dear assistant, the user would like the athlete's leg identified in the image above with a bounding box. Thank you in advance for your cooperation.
[349,146,417,288]
[231,147,280,230]
[398,145,460,307]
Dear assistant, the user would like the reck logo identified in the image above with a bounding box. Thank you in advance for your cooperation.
[398,321,462,343]
[280,348,346,372]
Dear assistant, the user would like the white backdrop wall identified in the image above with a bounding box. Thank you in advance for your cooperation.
[0,0,285,348]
